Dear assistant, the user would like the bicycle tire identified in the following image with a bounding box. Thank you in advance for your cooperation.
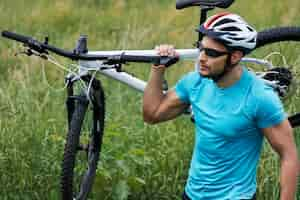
[254,26,300,128]
[61,83,105,200]
[256,27,300,49]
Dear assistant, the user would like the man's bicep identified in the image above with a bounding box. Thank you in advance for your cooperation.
[262,119,295,155]
[155,89,189,122]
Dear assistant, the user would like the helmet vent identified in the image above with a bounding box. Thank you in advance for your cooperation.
[221,27,242,32]
[214,18,236,27]
[247,26,254,32]
[227,37,244,41]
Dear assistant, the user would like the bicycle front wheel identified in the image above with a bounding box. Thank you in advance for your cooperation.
[254,26,300,128]
[61,84,105,200]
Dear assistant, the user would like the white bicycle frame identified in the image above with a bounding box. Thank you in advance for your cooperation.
[77,48,275,92]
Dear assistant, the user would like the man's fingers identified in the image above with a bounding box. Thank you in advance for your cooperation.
[155,44,177,56]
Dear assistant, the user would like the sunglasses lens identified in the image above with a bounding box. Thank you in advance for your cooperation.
[205,49,221,57]
[197,42,228,58]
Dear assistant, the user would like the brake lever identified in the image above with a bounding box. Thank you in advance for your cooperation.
[19,37,49,55]
[15,49,33,57]
[15,47,48,59]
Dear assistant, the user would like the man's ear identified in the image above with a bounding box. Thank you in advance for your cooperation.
[230,50,243,65]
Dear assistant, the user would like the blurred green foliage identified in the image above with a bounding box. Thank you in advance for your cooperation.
[0,0,299,199]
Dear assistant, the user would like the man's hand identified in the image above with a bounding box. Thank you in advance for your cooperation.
[155,44,178,57]
[154,44,179,68]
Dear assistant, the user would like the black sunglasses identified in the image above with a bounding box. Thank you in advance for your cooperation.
[196,42,229,58]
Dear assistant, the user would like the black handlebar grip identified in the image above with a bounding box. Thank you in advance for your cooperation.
[160,56,179,67]
[1,30,31,44]
[106,54,179,67]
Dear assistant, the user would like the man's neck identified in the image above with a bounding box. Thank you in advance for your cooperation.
[216,65,243,88]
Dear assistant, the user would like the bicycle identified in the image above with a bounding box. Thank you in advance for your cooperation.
[1,0,300,199]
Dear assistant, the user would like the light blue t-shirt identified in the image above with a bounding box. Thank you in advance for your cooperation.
[175,67,286,200]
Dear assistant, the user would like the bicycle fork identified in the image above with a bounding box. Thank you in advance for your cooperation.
[65,73,105,148]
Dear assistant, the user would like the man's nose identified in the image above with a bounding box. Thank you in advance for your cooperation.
[198,51,207,63]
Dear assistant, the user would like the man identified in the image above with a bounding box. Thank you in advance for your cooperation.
[143,13,299,200]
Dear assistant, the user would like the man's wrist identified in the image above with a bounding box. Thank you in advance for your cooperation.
[152,65,166,70]
[151,65,166,74]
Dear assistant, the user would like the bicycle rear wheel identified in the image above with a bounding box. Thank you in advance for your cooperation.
[254,26,300,127]
[61,80,105,200]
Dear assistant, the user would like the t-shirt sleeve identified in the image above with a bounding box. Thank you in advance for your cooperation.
[174,72,197,104]
[255,87,287,129]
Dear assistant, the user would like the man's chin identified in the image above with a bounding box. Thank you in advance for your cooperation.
[199,71,210,78]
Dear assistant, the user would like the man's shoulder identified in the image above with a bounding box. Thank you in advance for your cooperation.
[246,72,284,119]
[247,71,286,127]
[251,75,278,100]
[240,69,281,111]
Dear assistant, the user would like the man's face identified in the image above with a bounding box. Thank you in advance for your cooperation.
[197,36,230,78]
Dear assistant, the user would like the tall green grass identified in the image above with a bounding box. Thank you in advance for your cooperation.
[0,0,299,199]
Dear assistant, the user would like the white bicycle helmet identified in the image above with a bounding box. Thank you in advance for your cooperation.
[197,12,257,54]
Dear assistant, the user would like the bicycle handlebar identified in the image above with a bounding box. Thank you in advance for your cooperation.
[1,30,179,67]
[2,31,31,43]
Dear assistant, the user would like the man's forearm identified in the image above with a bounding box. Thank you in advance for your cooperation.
[143,67,166,120]
[280,155,299,200]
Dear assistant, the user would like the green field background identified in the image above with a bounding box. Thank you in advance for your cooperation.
[0,0,300,199]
